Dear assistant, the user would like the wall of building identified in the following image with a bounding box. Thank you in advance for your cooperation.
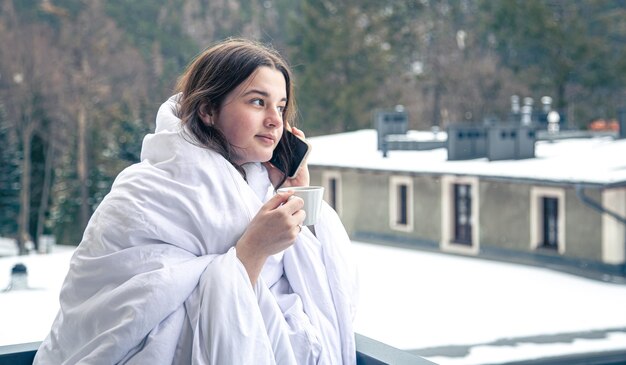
[479,181,531,251]
[310,166,622,278]
[311,168,442,243]
[345,170,390,236]
[602,188,626,264]
[413,175,442,243]
[310,168,388,236]
[477,181,603,261]
[565,187,603,261]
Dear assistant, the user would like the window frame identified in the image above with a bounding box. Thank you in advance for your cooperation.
[530,186,566,254]
[322,170,342,216]
[453,183,473,245]
[389,175,414,232]
[441,175,479,254]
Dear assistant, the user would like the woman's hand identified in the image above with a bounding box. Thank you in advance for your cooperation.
[235,191,305,285]
[264,126,310,188]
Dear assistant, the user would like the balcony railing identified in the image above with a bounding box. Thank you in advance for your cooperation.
[0,334,436,365]
[355,333,436,364]
[0,341,38,365]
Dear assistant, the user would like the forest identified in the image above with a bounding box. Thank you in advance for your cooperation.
[1,0,625,251]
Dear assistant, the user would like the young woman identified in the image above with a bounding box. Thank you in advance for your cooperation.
[34,38,358,364]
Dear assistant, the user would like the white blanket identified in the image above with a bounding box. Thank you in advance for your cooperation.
[34,96,358,364]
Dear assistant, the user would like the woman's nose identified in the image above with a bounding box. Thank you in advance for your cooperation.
[264,108,283,128]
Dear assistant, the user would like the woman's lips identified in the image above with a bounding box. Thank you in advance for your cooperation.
[257,134,276,145]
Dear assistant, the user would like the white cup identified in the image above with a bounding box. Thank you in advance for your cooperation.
[278,186,325,226]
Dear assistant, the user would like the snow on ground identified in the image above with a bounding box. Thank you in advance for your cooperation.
[0,246,73,346]
[352,241,626,364]
[1,241,626,364]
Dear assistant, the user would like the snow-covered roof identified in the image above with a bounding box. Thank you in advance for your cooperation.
[307,129,626,187]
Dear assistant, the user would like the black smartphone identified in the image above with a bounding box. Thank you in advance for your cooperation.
[270,130,311,178]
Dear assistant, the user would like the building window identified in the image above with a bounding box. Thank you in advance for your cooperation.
[322,171,342,216]
[441,175,479,254]
[542,197,559,249]
[328,178,338,209]
[530,187,565,254]
[389,176,413,232]
[454,183,472,245]
[397,184,408,225]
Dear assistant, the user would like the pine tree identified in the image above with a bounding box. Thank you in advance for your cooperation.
[287,0,393,134]
[479,0,626,127]
[0,104,21,238]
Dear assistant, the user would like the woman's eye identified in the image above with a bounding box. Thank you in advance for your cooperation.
[277,105,286,113]
[251,99,264,106]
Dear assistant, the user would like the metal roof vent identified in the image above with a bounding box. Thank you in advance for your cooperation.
[375,107,408,151]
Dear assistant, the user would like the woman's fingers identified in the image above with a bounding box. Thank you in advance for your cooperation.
[264,190,293,210]
[291,126,305,139]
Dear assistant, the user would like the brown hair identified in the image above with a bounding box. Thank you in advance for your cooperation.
[175,38,296,183]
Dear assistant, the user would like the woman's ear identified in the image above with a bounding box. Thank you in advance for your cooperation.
[198,103,214,126]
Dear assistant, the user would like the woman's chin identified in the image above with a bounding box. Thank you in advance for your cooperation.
[241,154,273,165]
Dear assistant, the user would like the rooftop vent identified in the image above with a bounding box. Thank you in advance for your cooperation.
[446,124,488,160]
[375,108,408,151]
[486,124,536,160]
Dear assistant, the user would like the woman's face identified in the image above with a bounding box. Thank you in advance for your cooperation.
[207,66,287,165]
